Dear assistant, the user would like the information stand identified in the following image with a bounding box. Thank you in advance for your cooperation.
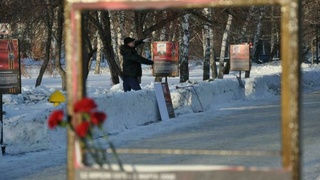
[152,41,179,77]
[0,38,21,155]
[230,44,250,88]
[151,41,178,120]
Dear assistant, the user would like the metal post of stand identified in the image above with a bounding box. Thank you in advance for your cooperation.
[236,71,245,88]
[165,76,168,83]
[0,93,5,155]
[316,27,319,64]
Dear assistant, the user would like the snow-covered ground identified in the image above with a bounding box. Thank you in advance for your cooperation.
[1,59,320,179]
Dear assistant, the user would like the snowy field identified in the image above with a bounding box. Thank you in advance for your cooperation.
[1,59,320,179]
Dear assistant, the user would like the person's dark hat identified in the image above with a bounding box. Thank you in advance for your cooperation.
[124,37,135,45]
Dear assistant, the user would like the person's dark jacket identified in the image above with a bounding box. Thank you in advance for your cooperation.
[120,40,153,77]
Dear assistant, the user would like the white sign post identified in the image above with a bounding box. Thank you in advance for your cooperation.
[154,83,175,121]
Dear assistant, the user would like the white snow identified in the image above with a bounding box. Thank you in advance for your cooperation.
[1,59,320,179]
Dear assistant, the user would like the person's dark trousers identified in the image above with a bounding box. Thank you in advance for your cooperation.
[123,76,142,92]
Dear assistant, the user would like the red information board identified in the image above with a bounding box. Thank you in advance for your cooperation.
[230,44,250,71]
[0,39,21,94]
[152,41,179,77]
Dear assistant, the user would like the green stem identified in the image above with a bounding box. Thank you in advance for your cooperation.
[99,127,124,171]
[84,139,103,167]
[95,135,111,168]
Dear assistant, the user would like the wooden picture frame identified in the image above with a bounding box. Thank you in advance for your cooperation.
[64,0,302,179]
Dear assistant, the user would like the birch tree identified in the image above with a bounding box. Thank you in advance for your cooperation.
[303,0,320,62]
[269,6,280,62]
[181,9,217,79]
[36,0,53,87]
[252,7,266,63]
[210,26,217,79]
[117,11,125,70]
[180,14,190,83]
[239,6,256,78]
[159,12,167,41]
[101,11,121,84]
[208,8,218,79]
[110,11,122,72]
[240,6,256,43]
[93,12,102,74]
[202,8,210,81]
[89,11,121,84]
[218,14,233,79]
[94,32,102,74]
[155,11,167,82]
[54,2,67,90]
[82,13,97,81]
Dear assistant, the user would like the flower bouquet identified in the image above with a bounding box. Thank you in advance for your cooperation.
[48,97,123,169]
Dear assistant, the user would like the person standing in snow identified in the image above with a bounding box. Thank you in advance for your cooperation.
[120,37,154,92]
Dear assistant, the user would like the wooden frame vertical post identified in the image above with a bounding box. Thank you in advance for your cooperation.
[65,1,85,179]
[280,0,302,179]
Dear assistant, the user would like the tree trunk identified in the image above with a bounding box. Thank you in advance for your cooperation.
[87,37,95,73]
[269,6,280,63]
[110,11,121,69]
[94,32,102,74]
[203,8,210,81]
[82,13,92,81]
[269,31,279,63]
[240,6,256,78]
[93,12,102,74]
[134,11,146,39]
[103,45,120,84]
[209,9,217,79]
[117,11,125,71]
[155,12,167,82]
[240,6,256,43]
[269,6,275,61]
[252,7,266,63]
[168,21,175,41]
[35,3,52,87]
[101,11,120,84]
[88,11,121,84]
[210,32,217,79]
[134,11,148,54]
[218,14,233,79]
[160,11,167,40]
[179,14,190,83]
[55,3,67,90]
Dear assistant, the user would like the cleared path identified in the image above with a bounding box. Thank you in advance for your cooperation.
[0,92,319,180]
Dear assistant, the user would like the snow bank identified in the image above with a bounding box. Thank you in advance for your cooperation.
[245,74,281,99]
[171,79,245,114]
[2,86,64,154]
[96,90,160,134]
[92,79,246,134]
[301,70,320,91]
[94,69,320,134]
[3,65,320,154]
[4,107,66,154]
[245,70,320,99]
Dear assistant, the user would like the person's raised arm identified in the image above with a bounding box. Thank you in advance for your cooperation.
[127,53,153,65]
[134,38,151,47]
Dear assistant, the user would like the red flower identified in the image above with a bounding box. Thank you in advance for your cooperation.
[75,121,90,138]
[90,112,107,125]
[48,110,64,129]
[74,98,97,113]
